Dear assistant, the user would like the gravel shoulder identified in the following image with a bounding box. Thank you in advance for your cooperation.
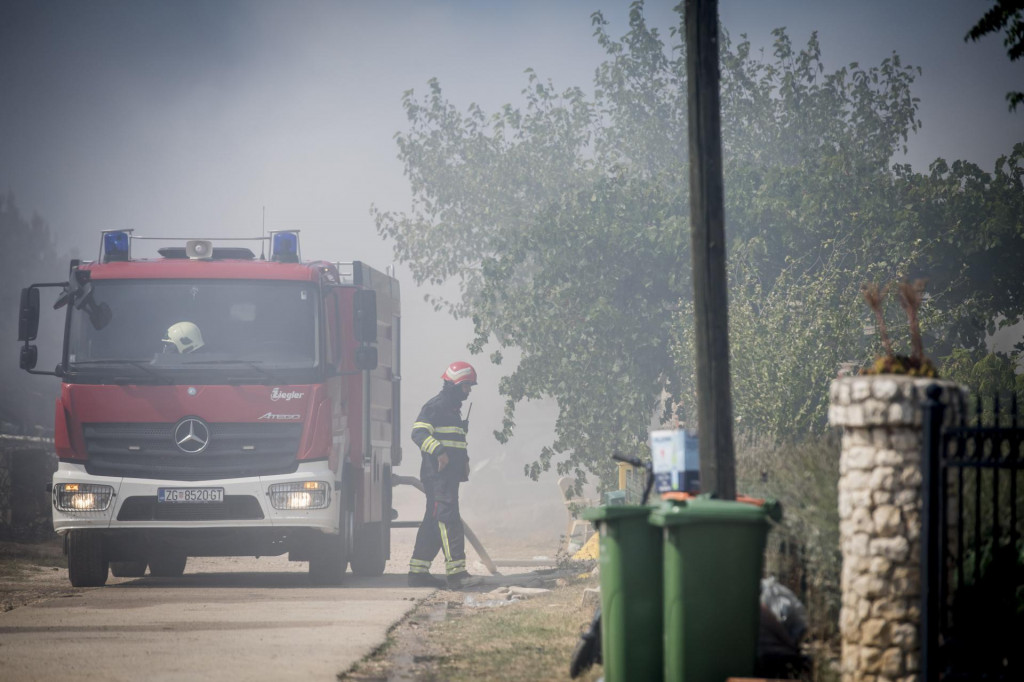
[0,538,77,612]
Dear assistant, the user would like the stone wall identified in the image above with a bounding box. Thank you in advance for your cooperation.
[828,376,962,682]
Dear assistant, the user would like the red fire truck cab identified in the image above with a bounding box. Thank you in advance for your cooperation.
[18,230,400,587]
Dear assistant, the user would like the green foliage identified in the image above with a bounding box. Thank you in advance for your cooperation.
[375,5,688,485]
[736,433,841,643]
[376,1,1024,485]
[965,0,1024,111]
[941,349,1023,394]
[940,349,1024,423]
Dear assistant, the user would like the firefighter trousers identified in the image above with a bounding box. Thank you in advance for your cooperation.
[409,458,466,576]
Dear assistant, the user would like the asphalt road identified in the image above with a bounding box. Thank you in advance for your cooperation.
[0,553,434,682]
[0,482,566,681]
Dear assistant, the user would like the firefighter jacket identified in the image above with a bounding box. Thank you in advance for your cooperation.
[411,386,469,482]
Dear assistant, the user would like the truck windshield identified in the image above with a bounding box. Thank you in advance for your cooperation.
[67,280,319,380]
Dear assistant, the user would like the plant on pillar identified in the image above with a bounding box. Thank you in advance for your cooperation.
[861,279,939,377]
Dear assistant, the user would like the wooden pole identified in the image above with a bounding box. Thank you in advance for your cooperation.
[685,0,736,500]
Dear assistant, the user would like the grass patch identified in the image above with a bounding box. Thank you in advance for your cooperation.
[428,581,603,682]
[0,540,65,579]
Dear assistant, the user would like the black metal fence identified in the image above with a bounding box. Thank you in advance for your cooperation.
[922,385,1024,682]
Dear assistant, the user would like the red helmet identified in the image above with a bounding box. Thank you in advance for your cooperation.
[441,361,478,386]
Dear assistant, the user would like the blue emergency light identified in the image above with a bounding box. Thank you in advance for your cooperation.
[101,230,131,263]
[271,231,300,263]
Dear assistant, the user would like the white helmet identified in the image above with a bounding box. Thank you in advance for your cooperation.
[163,321,204,354]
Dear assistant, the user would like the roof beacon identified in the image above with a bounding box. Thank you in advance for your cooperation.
[101,230,132,263]
[270,230,300,263]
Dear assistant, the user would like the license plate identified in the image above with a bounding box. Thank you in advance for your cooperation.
[158,487,225,504]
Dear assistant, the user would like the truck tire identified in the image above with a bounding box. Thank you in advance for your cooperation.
[350,521,386,576]
[110,560,148,577]
[67,530,109,587]
[148,552,187,577]
[383,465,393,559]
[351,464,391,577]
[309,505,351,586]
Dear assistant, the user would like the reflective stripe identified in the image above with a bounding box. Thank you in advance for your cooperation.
[412,421,435,434]
[445,559,466,574]
[437,439,467,450]
[409,558,432,573]
[439,521,452,562]
[434,426,465,435]
[421,436,441,454]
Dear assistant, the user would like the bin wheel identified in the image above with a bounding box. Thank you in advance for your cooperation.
[569,607,601,679]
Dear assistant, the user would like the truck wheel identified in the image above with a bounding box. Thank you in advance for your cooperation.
[110,560,148,577]
[350,521,386,576]
[351,466,390,577]
[383,465,393,560]
[148,552,187,577]
[309,505,351,586]
[67,530,109,587]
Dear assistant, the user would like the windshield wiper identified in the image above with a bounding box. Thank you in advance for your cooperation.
[177,359,287,384]
[69,360,173,384]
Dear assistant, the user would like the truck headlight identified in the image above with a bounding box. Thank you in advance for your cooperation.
[268,481,329,510]
[54,483,114,512]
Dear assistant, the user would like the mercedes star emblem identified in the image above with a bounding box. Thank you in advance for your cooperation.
[174,417,210,454]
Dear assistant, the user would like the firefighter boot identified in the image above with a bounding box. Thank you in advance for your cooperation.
[447,571,484,590]
[407,572,446,588]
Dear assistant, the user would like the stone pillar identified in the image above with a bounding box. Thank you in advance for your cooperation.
[828,376,962,682]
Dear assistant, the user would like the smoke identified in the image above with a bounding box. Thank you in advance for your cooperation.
[1,0,1020,552]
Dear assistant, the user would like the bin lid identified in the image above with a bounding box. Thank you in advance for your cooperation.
[581,504,654,522]
[648,497,769,527]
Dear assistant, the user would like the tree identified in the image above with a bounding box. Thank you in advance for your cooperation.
[375,2,1024,486]
[965,0,1024,112]
[376,4,690,487]
[0,192,61,432]
[708,29,1024,437]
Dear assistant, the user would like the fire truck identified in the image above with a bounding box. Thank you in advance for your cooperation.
[17,230,400,587]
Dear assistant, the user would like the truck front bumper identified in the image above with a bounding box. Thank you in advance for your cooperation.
[51,461,340,535]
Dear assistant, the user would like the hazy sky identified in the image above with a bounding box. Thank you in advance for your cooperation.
[1,0,1022,491]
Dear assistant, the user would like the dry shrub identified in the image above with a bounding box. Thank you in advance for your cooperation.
[736,432,841,645]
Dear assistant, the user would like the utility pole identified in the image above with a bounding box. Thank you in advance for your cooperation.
[685,0,736,500]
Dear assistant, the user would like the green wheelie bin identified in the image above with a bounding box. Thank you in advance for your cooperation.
[649,497,770,682]
[581,505,664,682]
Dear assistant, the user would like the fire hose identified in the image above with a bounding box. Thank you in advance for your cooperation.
[391,474,500,575]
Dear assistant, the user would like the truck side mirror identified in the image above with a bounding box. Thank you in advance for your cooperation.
[354,346,378,371]
[18,287,40,342]
[353,289,377,343]
[19,345,38,371]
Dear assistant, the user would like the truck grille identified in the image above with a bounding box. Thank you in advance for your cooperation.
[82,422,304,481]
[117,495,265,521]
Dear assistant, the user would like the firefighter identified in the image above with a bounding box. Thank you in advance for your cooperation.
[407,361,482,590]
